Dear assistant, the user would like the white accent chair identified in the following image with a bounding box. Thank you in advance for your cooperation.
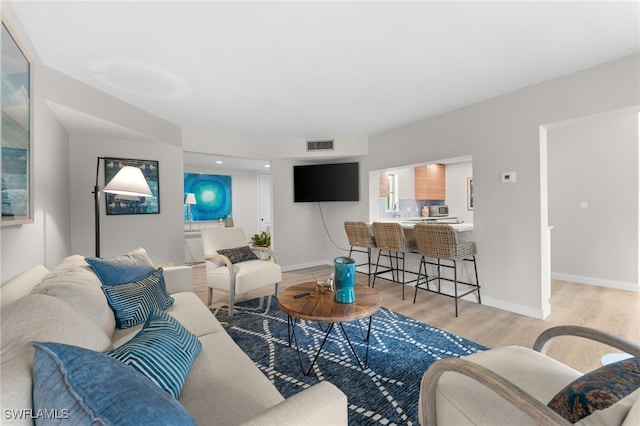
[419,325,640,425]
[201,227,282,316]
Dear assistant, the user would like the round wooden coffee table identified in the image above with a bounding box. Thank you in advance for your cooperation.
[279,282,381,375]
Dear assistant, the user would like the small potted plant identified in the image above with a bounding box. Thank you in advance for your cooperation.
[250,231,271,248]
[250,231,271,259]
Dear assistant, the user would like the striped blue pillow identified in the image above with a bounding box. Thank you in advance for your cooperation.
[107,309,202,398]
[30,341,197,425]
[101,268,174,329]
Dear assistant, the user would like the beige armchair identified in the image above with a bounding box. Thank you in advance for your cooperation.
[201,227,282,316]
[419,325,640,425]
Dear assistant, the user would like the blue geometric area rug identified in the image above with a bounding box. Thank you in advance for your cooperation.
[213,296,486,426]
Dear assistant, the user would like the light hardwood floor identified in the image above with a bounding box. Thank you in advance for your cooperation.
[193,264,639,373]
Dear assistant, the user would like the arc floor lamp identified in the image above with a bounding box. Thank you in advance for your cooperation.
[93,157,153,257]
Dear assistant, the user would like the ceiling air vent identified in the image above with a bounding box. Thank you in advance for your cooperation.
[306,139,335,152]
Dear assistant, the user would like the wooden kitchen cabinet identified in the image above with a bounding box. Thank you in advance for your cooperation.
[414,164,445,200]
[379,171,389,197]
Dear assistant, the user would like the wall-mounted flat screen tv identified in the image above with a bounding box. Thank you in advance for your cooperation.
[294,162,359,202]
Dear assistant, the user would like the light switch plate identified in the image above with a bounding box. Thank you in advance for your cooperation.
[580,201,589,210]
[501,172,517,183]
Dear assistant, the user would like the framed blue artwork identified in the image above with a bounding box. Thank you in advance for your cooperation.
[184,173,232,221]
[105,158,160,215]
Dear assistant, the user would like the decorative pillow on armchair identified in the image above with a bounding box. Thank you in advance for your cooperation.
[217,246,258,264]
[101,268,174,329]
[86,247,156,285]
[547,356,640,422]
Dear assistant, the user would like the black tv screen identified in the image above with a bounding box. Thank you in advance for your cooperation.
[294,162,359,202]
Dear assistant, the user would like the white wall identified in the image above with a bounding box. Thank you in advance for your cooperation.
[182,127,275,159]
[1,4,72,283]
[271,156,368,271]
[42,46,185,268]
[445,161,473,224]
[367,54,639,318]
[1,100,71,282]
[183,127,368,162]
[68,136,184,265]
[548,112,638,290]
[396,167,415,200]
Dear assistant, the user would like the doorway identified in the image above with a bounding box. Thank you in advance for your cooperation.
[258,172,272,233]
[540,108,640,316]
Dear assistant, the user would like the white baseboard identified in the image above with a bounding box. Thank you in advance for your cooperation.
[551,272,640,292]
[480,295,549,319]
[281,260,331,273]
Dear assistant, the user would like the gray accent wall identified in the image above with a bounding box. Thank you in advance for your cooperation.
[548,112,638,289]
[366,55,639,318]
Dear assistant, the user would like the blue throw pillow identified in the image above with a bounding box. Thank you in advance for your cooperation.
[548,356,640,422]
[217,246,259,264]
[107,309,202,398]
[102,268,174,329]
[30,341,197,426]
[86,247,156,285]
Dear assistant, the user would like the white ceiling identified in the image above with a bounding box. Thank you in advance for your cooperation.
[10,1,640,144]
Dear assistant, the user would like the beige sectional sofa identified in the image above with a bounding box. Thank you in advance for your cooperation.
[0,254,347,425]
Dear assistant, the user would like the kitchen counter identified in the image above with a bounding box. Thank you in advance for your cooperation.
[376,218,473,232]
[401,216,459,223]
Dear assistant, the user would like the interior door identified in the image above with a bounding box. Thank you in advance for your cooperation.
[258,172,271,233]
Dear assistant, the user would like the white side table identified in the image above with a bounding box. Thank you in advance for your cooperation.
[601,352,633,366]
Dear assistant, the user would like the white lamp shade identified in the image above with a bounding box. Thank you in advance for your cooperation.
[185,193,197,205]
[103,166,153,197]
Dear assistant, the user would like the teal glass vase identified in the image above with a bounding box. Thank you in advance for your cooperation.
[334,256,356,304]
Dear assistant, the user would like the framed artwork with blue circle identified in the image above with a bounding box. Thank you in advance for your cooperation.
[184,173,232,221]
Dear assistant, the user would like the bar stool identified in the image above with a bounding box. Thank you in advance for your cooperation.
[371,222,417,300]
[412,223,481,317]
[344,221,377,287]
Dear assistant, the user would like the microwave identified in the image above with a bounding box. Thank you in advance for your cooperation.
[428,205,449,217]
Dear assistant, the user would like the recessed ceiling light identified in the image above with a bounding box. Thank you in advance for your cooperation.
[264,164,270,168]
[216,160,223,164]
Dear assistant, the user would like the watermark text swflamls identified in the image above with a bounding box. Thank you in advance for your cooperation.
[4,409,69,420]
